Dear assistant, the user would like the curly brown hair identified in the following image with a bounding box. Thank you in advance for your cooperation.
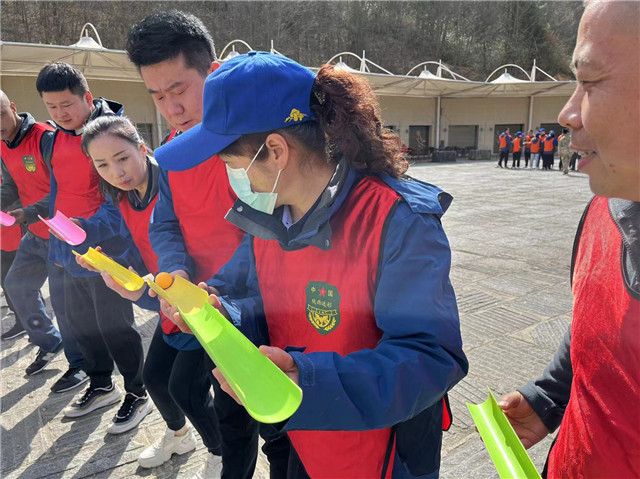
[220,63,408,178]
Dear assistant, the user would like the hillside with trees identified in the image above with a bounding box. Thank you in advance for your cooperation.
[0,1,582,80]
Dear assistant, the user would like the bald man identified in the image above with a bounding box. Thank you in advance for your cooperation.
[0,90,87,392]
[497,2,640,478]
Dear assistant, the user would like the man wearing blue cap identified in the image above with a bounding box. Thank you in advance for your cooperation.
[155,51,467,479]
[542,130,558,170]
[511,131,524,168]
[126,11,289,479]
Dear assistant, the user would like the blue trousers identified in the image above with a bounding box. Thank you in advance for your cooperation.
[4,232,83,368]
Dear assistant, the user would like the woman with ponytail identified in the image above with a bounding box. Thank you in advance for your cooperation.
[155,52,468,478]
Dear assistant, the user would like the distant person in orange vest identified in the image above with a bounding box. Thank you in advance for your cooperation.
[541,130,558,170]
[558,128,572,175]
[498,2,640,477]
[530,132,542,169]
[524,129,534,168]
[511,131,524,168]
[497,128,511,168]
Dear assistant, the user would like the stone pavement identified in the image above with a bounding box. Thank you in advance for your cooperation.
[1,160,594,478]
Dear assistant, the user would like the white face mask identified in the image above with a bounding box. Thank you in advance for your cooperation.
[226,143,283,215]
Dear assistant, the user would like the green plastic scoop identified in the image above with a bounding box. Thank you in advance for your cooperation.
[73,247,145,291]
[467,390,542,479]
[147,275,303,424]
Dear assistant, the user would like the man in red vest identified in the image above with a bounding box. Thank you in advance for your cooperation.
[126,11,287,478]
[0,170,24,338]
[498,2,640,478]
[0,90,87,392]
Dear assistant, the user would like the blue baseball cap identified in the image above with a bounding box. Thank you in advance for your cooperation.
[539,127,546,132]
[516,131,523,136]
[155,51,317,171]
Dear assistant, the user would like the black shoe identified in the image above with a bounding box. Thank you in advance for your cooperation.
[25,342,63,375]
[51,367,89,393]
[1,321,26,340]
[106,392,153,434]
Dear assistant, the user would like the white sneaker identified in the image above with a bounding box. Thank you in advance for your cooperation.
[191,452,222,479]
[138,426,197,468]
[63,384,122,418]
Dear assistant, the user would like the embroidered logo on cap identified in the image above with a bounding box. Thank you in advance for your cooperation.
[285,109,307,123]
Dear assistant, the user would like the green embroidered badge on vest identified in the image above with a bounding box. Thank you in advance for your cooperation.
[22,155,37,173]
[305,281,341,335]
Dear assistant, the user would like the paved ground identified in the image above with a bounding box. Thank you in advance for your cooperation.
[0,159,594,478]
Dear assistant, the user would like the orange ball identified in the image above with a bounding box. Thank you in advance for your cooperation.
[155,272,173,289]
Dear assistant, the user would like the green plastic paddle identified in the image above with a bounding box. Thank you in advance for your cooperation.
[467,390,542,479]
[147,275,303,424]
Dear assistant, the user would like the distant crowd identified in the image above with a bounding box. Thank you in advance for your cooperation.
[497,127,576,174]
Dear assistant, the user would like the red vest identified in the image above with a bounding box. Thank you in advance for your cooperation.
[543,137,555,153]
[548,197,640,478]
[51,132,104,219]
[254,177,399,478]
[119,194,179,335]
[1,221,22,252]
[1,122,53,238]
[499,134,508,149]
[513,137,522,153]
[0,174,23,251]
[165,130,243,282]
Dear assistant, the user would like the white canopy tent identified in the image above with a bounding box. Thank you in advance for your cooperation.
[0,28,576,151]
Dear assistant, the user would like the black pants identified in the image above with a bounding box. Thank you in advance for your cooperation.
[524,150,531,167]
[498,150,509,167]
[512,151,521,168]
[205,354,292,479]
[570,152,579,170]
[143,323,222,454]
[63,271,145,395]
[542,153,554,170]
[1,249,20,321]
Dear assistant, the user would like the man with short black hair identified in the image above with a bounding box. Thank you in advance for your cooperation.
[127,11,288,479]
[36,62,150,434]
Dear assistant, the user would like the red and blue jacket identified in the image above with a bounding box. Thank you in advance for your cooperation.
[208,161,468,478]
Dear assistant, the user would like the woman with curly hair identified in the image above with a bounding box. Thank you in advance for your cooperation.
[155,52,468,479]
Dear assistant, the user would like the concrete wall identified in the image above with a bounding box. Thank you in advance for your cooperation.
[1,76,169,147]
[379,96,436,147]
[379,94,570,152]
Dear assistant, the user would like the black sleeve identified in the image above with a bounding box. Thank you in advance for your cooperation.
[518,325,573,433]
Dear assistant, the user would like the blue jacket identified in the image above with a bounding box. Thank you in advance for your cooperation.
[148,133,196,277]
[208,161,468,478]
